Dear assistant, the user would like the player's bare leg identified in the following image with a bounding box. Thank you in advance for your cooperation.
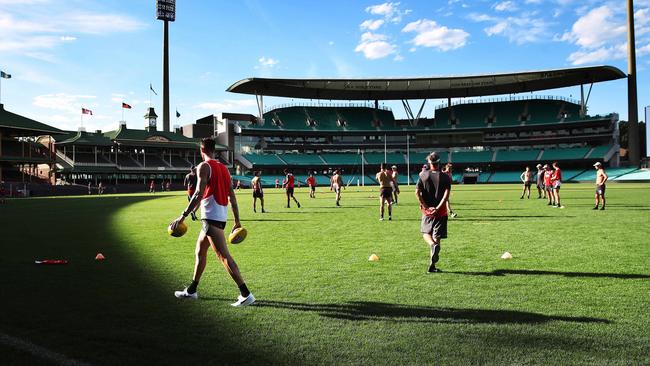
[379,197,385,220]
[423,234,441,273]
[206,225,245,286]
[260,197,266,213]
[291,193,301,208]
[593,193,600,209]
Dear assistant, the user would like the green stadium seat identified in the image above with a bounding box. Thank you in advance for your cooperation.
[244,153,286,166]
[277,153,325,166]
[321,153,362,165]
[587,144,614,160]
[364,153,405,165]
[572,167,637,182]
[495,149,540,162]
[541,147,590,161]
[489,171,525,183]
[451,151,493,163]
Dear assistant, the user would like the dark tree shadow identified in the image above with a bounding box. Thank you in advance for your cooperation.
[254,300,608,324]
[446,269,650,279]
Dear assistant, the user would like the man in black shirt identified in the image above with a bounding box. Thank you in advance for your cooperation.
[415,152,452,273]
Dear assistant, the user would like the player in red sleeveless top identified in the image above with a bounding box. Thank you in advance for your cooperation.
[283,168,301,208]
[169,138,254,307]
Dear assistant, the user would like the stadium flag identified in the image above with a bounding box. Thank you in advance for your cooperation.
[81,108,93,115]
[149,83,158,95]
[176,109,181,118]
[122,102,132,109]
[0,71,11,79]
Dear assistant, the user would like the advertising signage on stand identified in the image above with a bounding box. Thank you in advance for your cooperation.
[156,0,175,22]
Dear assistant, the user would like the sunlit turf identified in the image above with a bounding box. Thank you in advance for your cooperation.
[1,183,649,365]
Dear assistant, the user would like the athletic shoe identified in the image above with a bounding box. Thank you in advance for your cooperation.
[450,212,458,218]
[379,217,384,221]
[600,207,605,211]
[547,202,552,206]
[593,206,599,210]
[388,216,392,221]
[286,205,290,208]
[231,293,255,307]
[253,208,256,213]
[174,288,198,300]
[297,202,301,208]
[262,209,266,213]
[520,196,524,199]
[427,265,441,273]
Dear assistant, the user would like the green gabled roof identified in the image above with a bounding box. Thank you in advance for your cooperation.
[0,104,63,135]
[55,130,113,146]
[104,125,201,148]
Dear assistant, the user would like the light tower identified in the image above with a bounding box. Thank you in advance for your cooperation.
[156,0,175,132]
[627,0,640,166]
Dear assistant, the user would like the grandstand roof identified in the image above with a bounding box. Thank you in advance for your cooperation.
[103,125,206,149]
[227,65,625,100]
[53,131,114,147]
[0,103,62,136]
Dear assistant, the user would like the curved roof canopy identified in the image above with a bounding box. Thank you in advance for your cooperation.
[227,65,626,101]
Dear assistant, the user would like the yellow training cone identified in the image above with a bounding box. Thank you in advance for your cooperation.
[368,254,380,262]
[500,251,513,260]
[95,253,106,261]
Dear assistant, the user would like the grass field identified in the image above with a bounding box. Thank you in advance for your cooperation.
[1,183,649,365]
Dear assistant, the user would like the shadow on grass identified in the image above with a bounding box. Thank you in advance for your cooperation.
[254,300,608,324]
[0,195,298,365]
[447,269,650,279]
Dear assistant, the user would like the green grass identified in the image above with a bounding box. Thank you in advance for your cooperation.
[1,184,649,365]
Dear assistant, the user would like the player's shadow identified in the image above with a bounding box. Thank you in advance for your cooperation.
[241,218,309,222]
[446,269,650,279]
[255,300,608,324]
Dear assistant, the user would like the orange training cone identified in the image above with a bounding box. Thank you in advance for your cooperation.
[95,253,105,261]
[368,254,380,262]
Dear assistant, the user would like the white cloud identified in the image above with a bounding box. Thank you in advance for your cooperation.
[33,93,96,114]
[559,4,650,65]
[355,32,397,59]
[256,57,279,68]
[494,1,517,12]
[525,0,543,4]
[402,19,469,51]
[560,6,626,49]
[567,43,627,65]
[194,99,258,112]
[365,2,410,23]
[360,19,385,31]
[468,13,496,22]
[0,9,145,58]
[471,12,551,44]
[328,41,335,46]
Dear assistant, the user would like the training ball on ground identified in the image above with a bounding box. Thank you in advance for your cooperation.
[228,227,247,244]
[168,222,188,237]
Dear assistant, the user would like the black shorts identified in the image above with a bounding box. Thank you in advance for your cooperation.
[253,190,264,198]
[596,184,606,195]
[524,182,531,187]
[286,187,294,195]
[380,187,392,200]
[310,186,316,192]
[421,215,448,239]
[201,219,226,233]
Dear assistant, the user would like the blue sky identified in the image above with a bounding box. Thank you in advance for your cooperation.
[1,0,650,132]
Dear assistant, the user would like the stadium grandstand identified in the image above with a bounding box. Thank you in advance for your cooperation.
[1,105,227,196]
[216,65,646,186]
[0,103,60,196]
